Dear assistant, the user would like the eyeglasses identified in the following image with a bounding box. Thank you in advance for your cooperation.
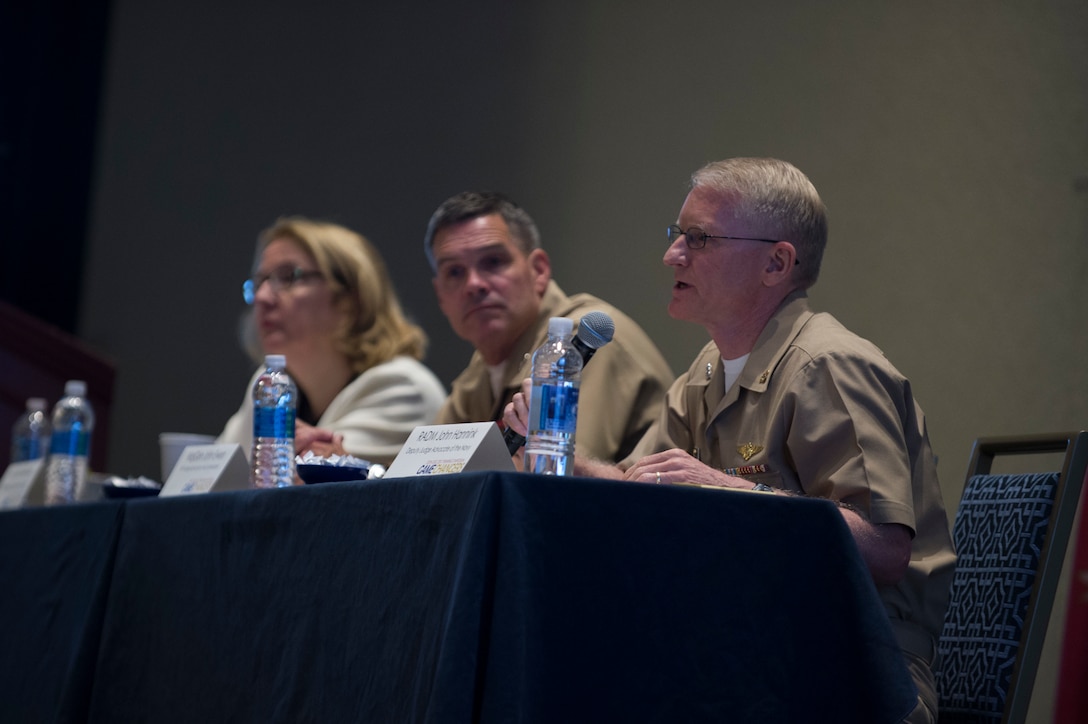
[242,266,324,304]
[666,224,780,250]
[666,224,799,264]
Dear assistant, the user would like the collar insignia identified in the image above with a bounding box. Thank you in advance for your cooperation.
[737,442,763,461]
[706,363,713,380]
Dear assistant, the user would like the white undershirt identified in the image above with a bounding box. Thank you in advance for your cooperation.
[722,354,750,393]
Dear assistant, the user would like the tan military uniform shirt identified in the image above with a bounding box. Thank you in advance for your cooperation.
[627,291,956,658]
[437,280,674,464]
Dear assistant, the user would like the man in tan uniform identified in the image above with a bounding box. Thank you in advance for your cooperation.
[506,159,955,722]
[424,191,674,464]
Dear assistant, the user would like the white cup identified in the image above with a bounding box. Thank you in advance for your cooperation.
[159,433,216,482]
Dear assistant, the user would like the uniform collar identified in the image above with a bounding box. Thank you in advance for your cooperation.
[451,280,574,398]
[693,290,813,421]
[741,289,813,394]
[503,280,571,384]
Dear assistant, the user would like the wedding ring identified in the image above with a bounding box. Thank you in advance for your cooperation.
[656,471,662,484]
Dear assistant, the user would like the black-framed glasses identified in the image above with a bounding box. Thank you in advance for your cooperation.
[666,224,781,250]
[242,266,324,304]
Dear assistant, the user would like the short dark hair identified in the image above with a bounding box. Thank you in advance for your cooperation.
[423,191,541,273]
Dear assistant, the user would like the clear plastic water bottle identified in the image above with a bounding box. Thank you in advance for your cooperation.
[45,381,95,504]
[251,354,297,488]
[11,397,52,463]
[524,317,583,476]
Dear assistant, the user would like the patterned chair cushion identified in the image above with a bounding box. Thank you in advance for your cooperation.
[936,472,1059,723]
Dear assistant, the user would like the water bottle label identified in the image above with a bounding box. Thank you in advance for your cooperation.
[254,407,296,439]
[49,426,90,456]
[530,384,579,434]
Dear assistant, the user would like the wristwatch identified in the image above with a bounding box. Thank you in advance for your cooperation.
[751,483,775,493]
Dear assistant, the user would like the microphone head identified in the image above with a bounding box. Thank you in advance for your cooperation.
[577,311,615,350]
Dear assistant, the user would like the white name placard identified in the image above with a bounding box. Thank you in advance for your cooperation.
[0,459,46,509]
[383,422,515,479]
[159,444,249,497]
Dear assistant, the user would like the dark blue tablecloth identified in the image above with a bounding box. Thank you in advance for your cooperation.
[0,501,123,723]
[2,473,916,723]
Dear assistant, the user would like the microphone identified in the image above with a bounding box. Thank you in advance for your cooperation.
[570,311,615,367]
[503,311,616,454]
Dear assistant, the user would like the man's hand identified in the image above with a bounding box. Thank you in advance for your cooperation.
[623,449,758,489]
[502,378,532,438]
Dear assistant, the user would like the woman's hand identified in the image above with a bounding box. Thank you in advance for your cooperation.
[295,421,346,458]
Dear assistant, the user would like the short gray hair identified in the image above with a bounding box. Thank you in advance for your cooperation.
[691,158,828,289]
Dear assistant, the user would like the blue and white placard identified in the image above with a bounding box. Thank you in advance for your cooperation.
[0,459,46,509]
[383,422,515,479]
[160,443,249,496]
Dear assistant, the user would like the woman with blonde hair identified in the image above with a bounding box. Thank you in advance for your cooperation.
[218,217,445,466]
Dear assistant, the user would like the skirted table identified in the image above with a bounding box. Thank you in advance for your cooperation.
[1,472,916,723]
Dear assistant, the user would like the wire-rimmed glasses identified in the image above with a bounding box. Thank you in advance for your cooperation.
[242,266,324,304]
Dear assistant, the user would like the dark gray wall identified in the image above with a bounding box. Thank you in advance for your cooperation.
[81,4,1087,716]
